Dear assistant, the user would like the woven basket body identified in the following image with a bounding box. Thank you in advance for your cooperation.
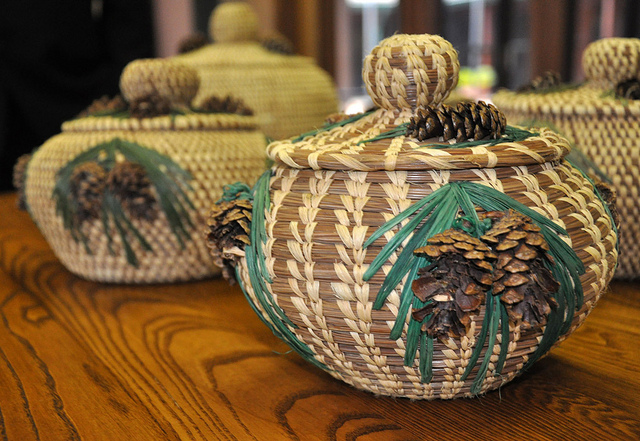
[493,38,640,279]
[24,60,267,284]
[175,2,338,141]
[232,35,617,399]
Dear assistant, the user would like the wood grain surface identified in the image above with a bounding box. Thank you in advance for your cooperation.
[0,192,638,441]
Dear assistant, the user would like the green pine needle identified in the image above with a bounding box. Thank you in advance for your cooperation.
[470,292,501,395]
[240,170,328,371]
[292,110,375,143]
[460,292,493,382]
[356,124,408,145]
[420,333,434,383]
[495,302,510,376]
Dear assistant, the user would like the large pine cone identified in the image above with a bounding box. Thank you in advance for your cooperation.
[199,95,253,116]
[69,162,108,223]
[207,199,253,283]
[129,92,173,118]
[406,101,506,143]
[107,162,158,222]
[480,210,559,329]
[412,229,496,337]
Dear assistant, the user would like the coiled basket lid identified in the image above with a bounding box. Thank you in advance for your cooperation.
[493,37,639,279]
[175,1,338,141]
[233,34,617,399]
[24,59,267,283]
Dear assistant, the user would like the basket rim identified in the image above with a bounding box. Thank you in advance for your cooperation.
[267,108,571,171]
[61,112,260,132]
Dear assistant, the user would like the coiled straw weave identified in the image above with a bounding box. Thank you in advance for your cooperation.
[493,37,640,279]
[234,34,617,399]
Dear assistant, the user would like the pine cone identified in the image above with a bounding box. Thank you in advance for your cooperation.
[69,162,108,223]
[615,79,640,100]
[77,95,127,118]
[199,95,254,116]
[13,153,31,210]
[517,71,562,92]
[107,162,158,222]
[594,180,620,229]
[178,32,208,54]
[480,210,559,329]
[261,35,294,55]
[129,92,172,118]
[207,199,253,283]
[406,101,506,143]
[412,229,496,337]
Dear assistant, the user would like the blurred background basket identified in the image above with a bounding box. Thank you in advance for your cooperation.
[493,37,640,280]
[21,59,267,284]
[175,1,339,141]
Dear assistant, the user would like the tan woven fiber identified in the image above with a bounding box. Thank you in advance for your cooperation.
[24,59,267,283]
[493,37,640,279]
[120,59,200,106]
[175,2,338,141]
[233,34,617,399]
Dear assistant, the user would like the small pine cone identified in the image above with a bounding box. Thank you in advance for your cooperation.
[77,95,127,118]
[480,210,559,330]
[412,228,496,337]
[324,112,352,125]
[594,180,620,229]
[178,32,208,54]
[207,199,253,283]
[517,71,562,92]
[69,162,108,223]
[406,101,506,143]
[199,95,254,116]
[107,162,158,222]
[13,153,31,210]
[615,79,640,100]
[261,35,294,55]
[129,92,172,118]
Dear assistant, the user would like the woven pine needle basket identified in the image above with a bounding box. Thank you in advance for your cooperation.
[22,59,267,284]
[493,37,640,280]
[208,34,618,399]
[174,1,338,141]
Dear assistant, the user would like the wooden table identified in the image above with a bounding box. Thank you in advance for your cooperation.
[0,192,638,440]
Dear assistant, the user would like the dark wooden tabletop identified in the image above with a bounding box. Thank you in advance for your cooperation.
[0,192,638,441]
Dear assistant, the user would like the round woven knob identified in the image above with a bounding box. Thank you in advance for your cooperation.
[582,38,640,89]
[120,59,200,106]
[362,34,459,111]
[209,2,258,43]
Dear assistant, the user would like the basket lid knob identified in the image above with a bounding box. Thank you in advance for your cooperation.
[582,38,640,89]
[362,34,459,111]
[209,2,258,43]
[119,59,200,106]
